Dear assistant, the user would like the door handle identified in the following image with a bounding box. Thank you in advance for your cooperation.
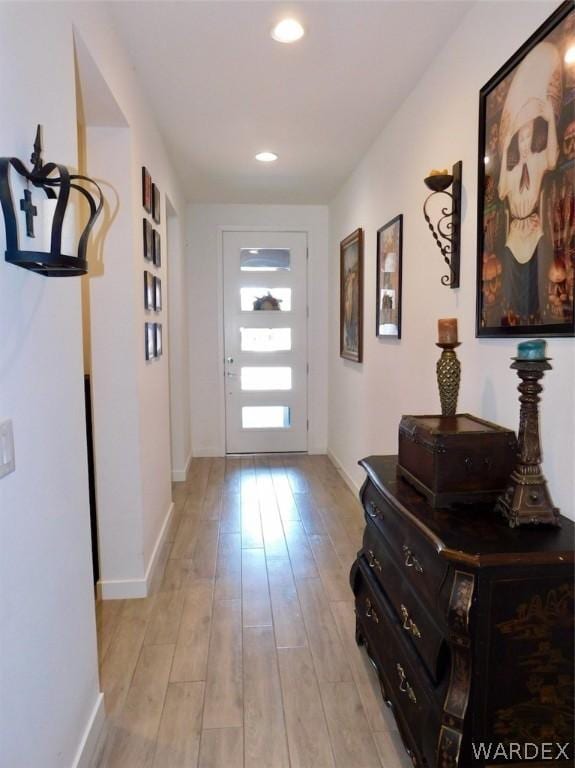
[226,357,234,364]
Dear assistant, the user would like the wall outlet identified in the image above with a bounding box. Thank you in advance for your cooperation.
[0,420,15,479]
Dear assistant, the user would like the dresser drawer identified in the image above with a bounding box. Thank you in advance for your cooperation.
[362,479,449,613]
[362,518,448,685]
[354,558,442,767]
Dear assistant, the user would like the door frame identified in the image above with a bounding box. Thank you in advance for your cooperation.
[216,226,310,455]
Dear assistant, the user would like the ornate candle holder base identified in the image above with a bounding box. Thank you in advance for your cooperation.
[495,357,560,528]
[436,342,461,416]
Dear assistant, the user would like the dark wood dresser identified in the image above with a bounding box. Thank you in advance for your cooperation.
[350,456,574,768]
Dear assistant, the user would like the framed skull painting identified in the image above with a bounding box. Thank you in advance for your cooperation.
[477,1,574,337]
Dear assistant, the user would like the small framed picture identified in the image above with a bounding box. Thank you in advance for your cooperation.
[340,228,364,362]
[154,323,163,357]
[144,270,154,310]
[154,276,162,312]
[145,322,155,361]
[376,214,403,338]
[153,230,161,267]
[143,219,153,262]
[142,167,152,214]
[152,183,161,224]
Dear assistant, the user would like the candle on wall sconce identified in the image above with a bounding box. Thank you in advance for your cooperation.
[423,161,462,288]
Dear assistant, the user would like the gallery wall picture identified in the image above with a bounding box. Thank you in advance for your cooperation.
[153,229,161,267]
[152,183,161,224]
[145,322,155,361]
[144,270,154,310]
[154,276,162,312]
[340,228,364,362]
[154,323,163,357]
[143,219,153,262]
[376,214,403,338]
[477,1,574,337]
[142,167,152,214]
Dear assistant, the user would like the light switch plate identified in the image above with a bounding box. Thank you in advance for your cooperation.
[0,420,15,479]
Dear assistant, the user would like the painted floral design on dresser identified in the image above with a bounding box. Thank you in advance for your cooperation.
[493,583,574,743]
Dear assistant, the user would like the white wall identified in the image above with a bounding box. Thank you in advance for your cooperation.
[72,6,190,594]
[188,204,329,456]
[328,0,575,518]
[0,8,101,768]
[0,3,189,766]
[167,198,192,480]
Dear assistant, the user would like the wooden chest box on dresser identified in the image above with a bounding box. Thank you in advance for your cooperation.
[350,456,574,768]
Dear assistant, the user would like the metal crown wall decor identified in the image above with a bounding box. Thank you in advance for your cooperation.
[0,125,103,276]
[423,161,462,288]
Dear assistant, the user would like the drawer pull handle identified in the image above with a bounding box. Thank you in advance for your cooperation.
[402,545,423,574]
[400,604,422,639]
[366,502,379,519]
[367,550,382,572]
[365,598,379,624]
[396,663,417,704]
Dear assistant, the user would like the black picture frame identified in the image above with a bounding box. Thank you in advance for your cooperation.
[340,228,364,362]
[143,219,153,262]
[144,270,154,310]
[154,276,162,312]
[376,214,403,339]
[145,322,155,361]
[142,167,152,214]
[476,1,574,338]
[153,230,161,268]
[152,183,161,224]
[154,323,163,357]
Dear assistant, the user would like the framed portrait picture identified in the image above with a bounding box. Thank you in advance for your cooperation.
[477,1,574,337]
[152,183,161,224]
[153,229,161,267]
[376,215,403,338]
[144,270,154,310]
[142,167,152,214]
[154,276,162,312]
[340,228,363,362]
[143,219,153,262]
[145,322,155,361]
[154,323,163,357]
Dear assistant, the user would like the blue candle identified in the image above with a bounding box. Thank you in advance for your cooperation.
[517,339,546,360]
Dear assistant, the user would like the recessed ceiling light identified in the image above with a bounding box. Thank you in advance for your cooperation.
[271,18,304,44]
[565,44,575,64]
[255,151,278,163]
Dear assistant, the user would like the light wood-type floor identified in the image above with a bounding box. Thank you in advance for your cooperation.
[91,455,412,768]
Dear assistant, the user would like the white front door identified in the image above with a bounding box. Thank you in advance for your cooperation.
[223,231,308,453]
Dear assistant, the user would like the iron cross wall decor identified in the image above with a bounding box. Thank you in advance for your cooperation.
[19,189,37,237]
[0,125,103,276]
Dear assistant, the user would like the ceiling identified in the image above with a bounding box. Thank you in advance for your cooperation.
[108,1,472,204]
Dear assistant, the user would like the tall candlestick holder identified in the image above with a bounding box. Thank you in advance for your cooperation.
[496,356,560,527]
[436,342,461,416]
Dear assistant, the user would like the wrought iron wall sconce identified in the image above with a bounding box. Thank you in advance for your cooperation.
[0,125,103,276]
[423,161,462,288]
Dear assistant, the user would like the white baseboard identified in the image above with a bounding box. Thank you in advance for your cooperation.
[72,692,105,768]
[327,448,361,497]
[97,502,175,600]
[172,451,193,482]
[193,448,224,457]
